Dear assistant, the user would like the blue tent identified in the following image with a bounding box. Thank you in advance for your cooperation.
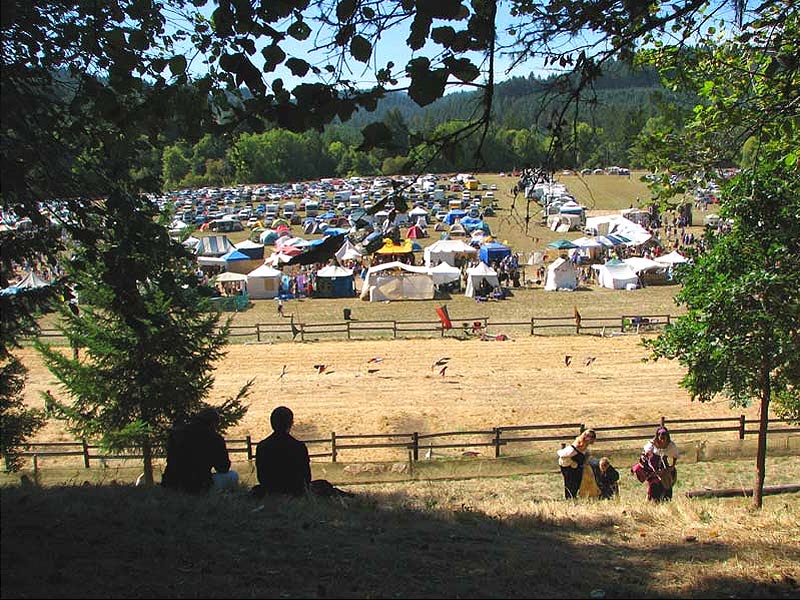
[479,242,511,265]
[444,209,467,226]
[315,265,356,298]
[221,249,252,262]
[459,216,483,232]
[460,217,490,234]
[322,227,351,236]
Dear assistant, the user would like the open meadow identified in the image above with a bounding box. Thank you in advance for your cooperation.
[18,171,763,460]
[5,173,799,600]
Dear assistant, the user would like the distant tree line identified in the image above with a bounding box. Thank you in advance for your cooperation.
[161,63,694,189]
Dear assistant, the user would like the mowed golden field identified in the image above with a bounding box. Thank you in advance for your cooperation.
[18,333,764,461]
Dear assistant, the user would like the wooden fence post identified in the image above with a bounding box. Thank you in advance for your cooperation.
[82,439,90,468]
[739,415,746,439]
[346,321,351,340]
[246,435,253,461]
[412,432,419,461]
[331,432,337,463]
[494,428,502,458]
[660,416,666,427]
[256,324,261,342]
[530,318,535,336]
[392,321,397,339]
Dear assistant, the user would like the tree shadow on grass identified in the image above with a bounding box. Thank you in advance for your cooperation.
[0,485,796,599]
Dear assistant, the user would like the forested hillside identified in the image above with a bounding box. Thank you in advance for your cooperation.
[162,62,694,188]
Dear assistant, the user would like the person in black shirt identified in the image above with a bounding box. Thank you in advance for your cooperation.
[254,406,312,497]
[161,408,238,493]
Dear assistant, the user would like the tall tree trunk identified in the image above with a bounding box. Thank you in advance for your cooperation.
[754,367,771,509]
[142,441,155,486]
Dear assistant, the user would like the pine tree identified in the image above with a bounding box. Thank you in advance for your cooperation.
[36,194,250,484]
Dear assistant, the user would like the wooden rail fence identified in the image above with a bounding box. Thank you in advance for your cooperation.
[6,415,798,472]
[35,313,673,344]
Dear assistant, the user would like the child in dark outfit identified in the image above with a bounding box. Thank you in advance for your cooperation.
[597,456,620,499]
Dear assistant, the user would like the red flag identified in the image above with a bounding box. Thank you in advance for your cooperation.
[436,305,452,329]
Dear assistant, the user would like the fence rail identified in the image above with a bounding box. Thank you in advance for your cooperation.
[33,313,674,344]
[6,416,798,472]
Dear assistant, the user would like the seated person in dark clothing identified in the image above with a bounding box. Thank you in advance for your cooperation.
[161,408,239,493]
[477,278,492,297]
[254,406,312,497]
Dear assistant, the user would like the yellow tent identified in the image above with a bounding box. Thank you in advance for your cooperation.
[375,238,413,255]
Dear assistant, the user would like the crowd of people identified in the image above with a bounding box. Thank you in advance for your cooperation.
[161,406,679,503]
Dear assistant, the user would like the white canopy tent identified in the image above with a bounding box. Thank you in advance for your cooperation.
[592,260,640,290]
[335,239,363,262]
[623,256,664,274]
[423,239,478,267]
[584,215,652,246]
[428,262,462,286]
[214,271,248,283]
[464,262,500,297]
[246,264,282,299]
[359,261,435,302]
[655,250,690,266]
[544,257,578,291]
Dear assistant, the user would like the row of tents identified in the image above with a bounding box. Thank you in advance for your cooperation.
[545,251,690,291]
[214,257,507,302]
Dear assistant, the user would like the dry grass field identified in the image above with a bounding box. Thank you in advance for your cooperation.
[4,173,798,600]
[18,333,766,463]
[17,170,748,460]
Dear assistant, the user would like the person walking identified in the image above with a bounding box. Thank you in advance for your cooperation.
[557,428,597,499]
[638,426,679,501]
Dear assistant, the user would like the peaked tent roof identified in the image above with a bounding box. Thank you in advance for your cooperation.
[544,257,578,291]
[655,250,690,265]
[196,235,235,257]
[547,238,578,249]
[428,261,461,285]
[214,271,248,282]
[221,249,252,261]
[15,272,51,289]
[317,265,354,277]
[247,264,283,277]
[335,239,363,261]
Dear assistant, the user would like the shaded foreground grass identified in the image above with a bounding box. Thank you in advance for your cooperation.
[2,459,798,599]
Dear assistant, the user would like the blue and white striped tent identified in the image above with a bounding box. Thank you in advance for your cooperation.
[195,235,235,257]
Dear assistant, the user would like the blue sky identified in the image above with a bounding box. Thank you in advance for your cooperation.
[173,2,555,94]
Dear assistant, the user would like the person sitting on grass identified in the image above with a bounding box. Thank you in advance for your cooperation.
[253,406,353,499]
[161,408,239,494]
[254,406,311,497]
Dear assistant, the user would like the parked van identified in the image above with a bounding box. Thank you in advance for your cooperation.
[264,203,280,218]
[283,202,297,219]
[305,200,320,217]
